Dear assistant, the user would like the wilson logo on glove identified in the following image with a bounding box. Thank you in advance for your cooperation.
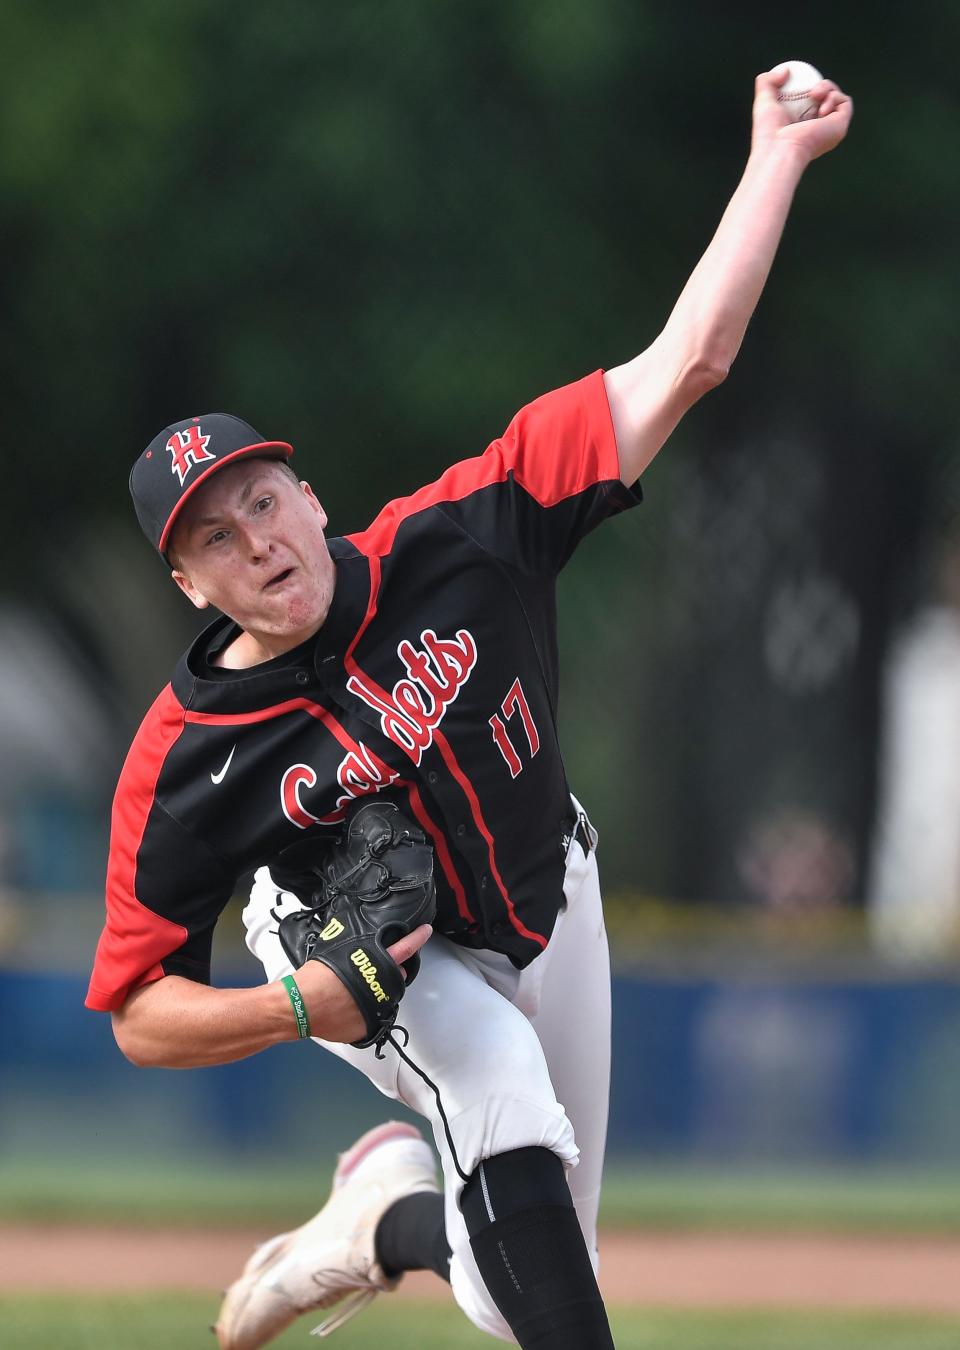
[350,949,390,1003]
[272,798,437,1050]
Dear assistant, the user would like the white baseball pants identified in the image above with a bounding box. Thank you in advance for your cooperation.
[243,805,610,1343]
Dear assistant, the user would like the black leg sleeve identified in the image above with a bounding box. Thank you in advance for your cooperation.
[460,1147,614,1350]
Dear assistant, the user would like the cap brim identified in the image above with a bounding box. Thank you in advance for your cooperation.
[158,441,294,556]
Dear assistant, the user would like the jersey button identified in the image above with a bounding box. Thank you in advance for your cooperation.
[491,920,507,936]
[428,772,438,784]
[455,823,466,837]
[295,671,309,685]
[480,875,489,890]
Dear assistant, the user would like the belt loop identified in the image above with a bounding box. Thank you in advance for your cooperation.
[566,793,598,857]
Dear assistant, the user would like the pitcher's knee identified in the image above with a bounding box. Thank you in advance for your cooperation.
[440,1092,578,1200]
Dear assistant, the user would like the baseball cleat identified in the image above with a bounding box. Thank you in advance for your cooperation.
[213,1121,439,1348]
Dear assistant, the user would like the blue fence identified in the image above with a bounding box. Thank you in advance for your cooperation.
[608,970,960,1162]
[3,966,959,1164]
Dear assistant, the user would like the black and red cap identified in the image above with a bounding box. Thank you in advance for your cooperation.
[130,413,293,560]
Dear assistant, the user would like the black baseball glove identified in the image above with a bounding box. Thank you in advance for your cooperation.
[274,799,436,1049]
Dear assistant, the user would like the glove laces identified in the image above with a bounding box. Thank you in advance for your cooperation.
[376,1025,470,1183]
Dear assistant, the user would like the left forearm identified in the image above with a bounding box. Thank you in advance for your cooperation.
[605,67,852,483]
[659,141,808,379]
[605,144,808,483]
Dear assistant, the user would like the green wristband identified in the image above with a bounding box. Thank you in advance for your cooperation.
[281,974,311,1040]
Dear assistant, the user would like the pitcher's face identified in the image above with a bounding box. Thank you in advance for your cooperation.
[169,458,336,652]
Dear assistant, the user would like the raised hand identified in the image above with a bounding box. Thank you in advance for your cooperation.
[751,67,853,164]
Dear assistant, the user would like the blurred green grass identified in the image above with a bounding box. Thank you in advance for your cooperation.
[597,1165,960,1233]
[3,1156,960,1233]
[1,1296,958,1350]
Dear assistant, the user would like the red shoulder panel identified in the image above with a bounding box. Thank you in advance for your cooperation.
[85,684,190,1012]
[347,370,618,557]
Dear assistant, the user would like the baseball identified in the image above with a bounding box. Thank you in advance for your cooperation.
[771,60,824,122]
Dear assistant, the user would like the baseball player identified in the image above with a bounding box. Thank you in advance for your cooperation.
[86,71,851,1348]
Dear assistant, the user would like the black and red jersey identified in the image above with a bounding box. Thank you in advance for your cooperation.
[86,370,640,1012]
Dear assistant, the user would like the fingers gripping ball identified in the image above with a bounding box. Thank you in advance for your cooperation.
[275,800,436,1049]
[771,60,824,121]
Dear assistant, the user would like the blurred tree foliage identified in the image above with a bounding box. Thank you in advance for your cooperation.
[1,0,956,901]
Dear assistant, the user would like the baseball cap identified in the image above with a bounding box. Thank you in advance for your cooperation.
[130,413,293,559]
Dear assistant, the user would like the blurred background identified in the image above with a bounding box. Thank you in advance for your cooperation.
[2,0,959,1252]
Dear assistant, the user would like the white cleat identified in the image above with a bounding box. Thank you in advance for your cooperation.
[214,1121,440,1348]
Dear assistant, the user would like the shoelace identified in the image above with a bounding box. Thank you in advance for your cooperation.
[310,1288,377,1338]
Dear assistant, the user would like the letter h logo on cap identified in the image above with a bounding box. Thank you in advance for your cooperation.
[167,422,215,486]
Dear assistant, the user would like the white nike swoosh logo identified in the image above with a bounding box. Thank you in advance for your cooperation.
[211,744,237,785]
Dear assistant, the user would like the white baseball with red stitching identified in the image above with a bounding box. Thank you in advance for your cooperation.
[772,60,824,122]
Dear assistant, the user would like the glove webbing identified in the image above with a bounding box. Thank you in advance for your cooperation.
[325,827,424,901]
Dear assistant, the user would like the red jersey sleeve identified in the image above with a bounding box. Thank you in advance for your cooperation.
[85,685,233,1012]
[348,370,641,573]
